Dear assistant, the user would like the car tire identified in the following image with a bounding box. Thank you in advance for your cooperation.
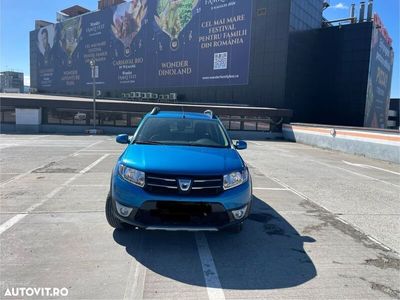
[105,192,126,229]
[225,222,243,233]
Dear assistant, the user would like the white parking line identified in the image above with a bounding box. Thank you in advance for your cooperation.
[266,175,332,212]
[248,141,263,146]
[250,163,396,253]
[0,154,109,235]
[195,232,225,300]
[261,145,400,187]
[312,159,400,188]
[253,187,288,191]
[11,145,90,148]
[0,173,21,175]
[0,214,27,234]
[0,140,103,187]
[0,135,50,149]
[342,160,400,176]
[70,184,109,187]
[124,233,146,300]
[79,149,122,152]
[367,235,391,251]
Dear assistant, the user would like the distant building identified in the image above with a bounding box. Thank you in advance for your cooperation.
[98,0,125,10]
[29,0,395,128]
[388,98,400,129]
[56,5,90,23]
[0,71,24,93]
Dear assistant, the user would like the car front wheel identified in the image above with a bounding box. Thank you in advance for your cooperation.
[105,192,126,229]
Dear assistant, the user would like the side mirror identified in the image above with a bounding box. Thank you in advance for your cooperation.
[234,140,247,150]
[116,134,129,144]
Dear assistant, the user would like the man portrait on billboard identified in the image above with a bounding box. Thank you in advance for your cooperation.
[37,26,55,67]
[42,29,52,65]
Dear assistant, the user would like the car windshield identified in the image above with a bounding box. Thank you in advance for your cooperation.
[134,117,229,148]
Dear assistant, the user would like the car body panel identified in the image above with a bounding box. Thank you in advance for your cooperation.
[121,145,244,175]
[109,110,252,230]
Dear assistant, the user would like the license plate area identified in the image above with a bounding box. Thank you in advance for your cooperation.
[136,201,228,226]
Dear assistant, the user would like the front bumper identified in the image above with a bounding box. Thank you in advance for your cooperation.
[111,198,250,230]
[111,174,252,230]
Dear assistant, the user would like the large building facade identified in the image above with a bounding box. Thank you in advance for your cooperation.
[30,0,394,128]
[0,71,24,93]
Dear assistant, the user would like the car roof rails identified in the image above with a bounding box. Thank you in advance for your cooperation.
[204,110,214,119]
[150,107,160,115]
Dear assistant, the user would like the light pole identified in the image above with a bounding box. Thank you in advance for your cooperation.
[89,59,96,131]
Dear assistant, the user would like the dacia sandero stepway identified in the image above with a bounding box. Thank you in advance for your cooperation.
[106,108,252,232]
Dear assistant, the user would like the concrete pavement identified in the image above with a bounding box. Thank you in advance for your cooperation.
[0,134,399,299]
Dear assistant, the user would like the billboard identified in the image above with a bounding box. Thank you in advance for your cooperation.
[364,14,394,128]
[31,0,253,95]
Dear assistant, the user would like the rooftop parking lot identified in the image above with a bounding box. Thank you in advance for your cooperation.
[0,134,399,299]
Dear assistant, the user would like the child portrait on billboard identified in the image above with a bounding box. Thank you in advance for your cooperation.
[59,17,82,65]
[111,0,148,56]
[155,0,198,50]
[37,25,55,67]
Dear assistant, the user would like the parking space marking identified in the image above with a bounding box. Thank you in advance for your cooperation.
[0,135,51,149]
[253,187,288,191]
[0,210,104,214]
[195,232,225,300]
[0,140,103,187]
[79,149,122,152]
[70,184,109,187]
[10,145,90,148]
[266,175,332,212]
[342,160,400,176]
[248,141,264,146]
[0,214,27,234]
[261,145,400,188]
[0,173,21,175]
[0,154,109,235]
[250,163,397,253]
[124,232,146,300]
[312,159,400,188]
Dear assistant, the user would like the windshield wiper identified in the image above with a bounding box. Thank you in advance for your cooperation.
[134,141,163,145]
[184,143,226,148]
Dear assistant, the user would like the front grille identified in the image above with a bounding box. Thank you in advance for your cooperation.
[145,173,223,196]
[135,201,229,227]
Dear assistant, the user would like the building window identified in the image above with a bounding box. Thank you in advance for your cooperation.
[229,116,242,130]
[218,115,230,130]
[130,115,143,127]
[243,118,257,131]
[256,121,270,131]
[45,108,139,127]
[115,113,128,127]
[0,107,16,124]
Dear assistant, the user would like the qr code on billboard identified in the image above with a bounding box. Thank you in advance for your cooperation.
[213,52,228,70]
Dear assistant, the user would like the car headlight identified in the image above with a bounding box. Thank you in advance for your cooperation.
[223,169,249,190]
[118,164,145,187]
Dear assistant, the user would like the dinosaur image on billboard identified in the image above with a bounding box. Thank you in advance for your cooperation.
[155,0,199,50]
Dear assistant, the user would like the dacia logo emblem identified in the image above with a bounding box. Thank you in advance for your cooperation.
[178,179,192,192]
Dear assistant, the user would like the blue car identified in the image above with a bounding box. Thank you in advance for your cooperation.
[106,108,252,232]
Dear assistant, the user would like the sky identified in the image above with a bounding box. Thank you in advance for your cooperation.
[0,0,398,97]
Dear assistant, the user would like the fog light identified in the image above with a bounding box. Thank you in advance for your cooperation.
[116,201,133,217]
[232,205,248,220]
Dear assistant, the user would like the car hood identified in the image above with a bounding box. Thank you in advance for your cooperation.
[121,144,244,175]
